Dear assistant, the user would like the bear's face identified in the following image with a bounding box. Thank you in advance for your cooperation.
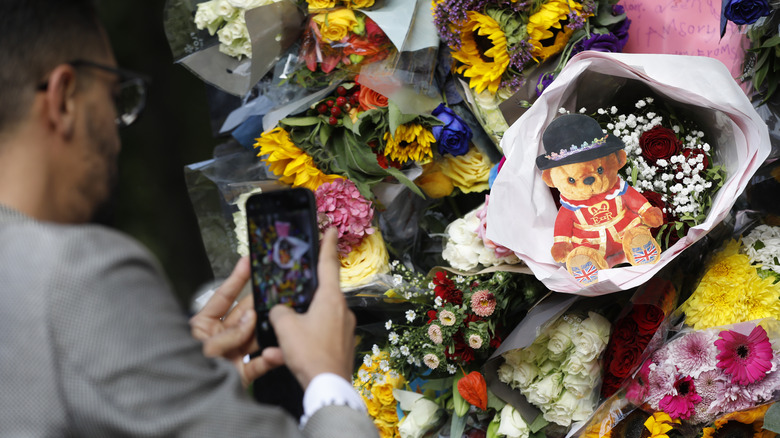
[542,150,627,201]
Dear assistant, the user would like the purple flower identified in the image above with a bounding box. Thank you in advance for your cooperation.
[610,18,631,50]
[573,32,624,54]
[536,72,555,96]
[724,0,771,24]
[431,104,472,157]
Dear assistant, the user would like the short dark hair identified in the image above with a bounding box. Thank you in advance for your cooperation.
[0,0,107,133]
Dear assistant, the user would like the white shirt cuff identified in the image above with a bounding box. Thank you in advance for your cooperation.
[300,373,366,426]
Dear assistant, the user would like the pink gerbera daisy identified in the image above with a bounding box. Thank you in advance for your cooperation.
[470,289,496,317]
[714,325,774,385]
[659,375,702,420]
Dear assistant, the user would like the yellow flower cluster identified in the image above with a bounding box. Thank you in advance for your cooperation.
[440,147,492,194]
[306,0,374,12]
[311,9,359,43]
[354,351,405,438]
[383,123,435,165]
[643,412,680,438]
[681,240,780,330]
[340,231,390,288]
[254,127,342,192]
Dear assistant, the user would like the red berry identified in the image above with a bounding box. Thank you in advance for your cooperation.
[336,96,347,107]
[330,106,342,117]
[336,86,347,96]
[328,116,338,125]
[317,103,329,114]
[326,99,335,107]
[350,94,360,105]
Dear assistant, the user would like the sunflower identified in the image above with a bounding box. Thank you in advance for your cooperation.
[254,127,342,191]
[383,123,435,164]
[527,0,587,62]
[451,11,511,95]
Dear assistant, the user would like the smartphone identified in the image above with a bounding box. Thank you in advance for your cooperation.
[246,188,319,350]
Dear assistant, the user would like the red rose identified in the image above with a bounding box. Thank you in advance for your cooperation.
[601,373,624,399]
[639,126,682,164]
[612,318,637,345]
[632,304,665,334]
[608,345,642,379]
[364,17,388,46]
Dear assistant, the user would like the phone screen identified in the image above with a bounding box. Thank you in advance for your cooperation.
[246,189,319,348]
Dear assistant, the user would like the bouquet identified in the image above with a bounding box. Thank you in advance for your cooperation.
[193,0,277,59]
[496,308,612,428]
[487,51,771,294]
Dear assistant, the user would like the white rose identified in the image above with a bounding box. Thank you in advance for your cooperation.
[537,359,559,376]
[477,245,501,267]
[217,19,248,45]
[194,1,223,34]
[497,404,529,438]
[497,362,515,385]
[572,312,611,361]
[525,372,563,407]
[547,321,573,355]
[511,361,540,390]
[227,0,272,8]
[562,369,597,398]
[394,390,442,438]
[442,239,480,271]
[562,354,587,375]
[215,0,238,17]
[474,89,500,109]
[541,390,579,427]
[502,349,527,367]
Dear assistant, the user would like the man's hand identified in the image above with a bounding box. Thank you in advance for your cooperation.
[269,228,356,389]
[189,257,284,387]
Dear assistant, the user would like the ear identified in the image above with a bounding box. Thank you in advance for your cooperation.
[541,169,554,187]
[42,64,79,139]
[614,150,627,169]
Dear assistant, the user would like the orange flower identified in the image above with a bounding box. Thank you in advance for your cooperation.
[358,85,388,111]
[457,371,487,410]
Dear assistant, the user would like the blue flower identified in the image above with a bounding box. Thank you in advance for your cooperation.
[723,0,771,25]
[431,104,472,157]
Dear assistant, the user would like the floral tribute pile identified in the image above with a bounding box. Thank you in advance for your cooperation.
[173,0,779,436]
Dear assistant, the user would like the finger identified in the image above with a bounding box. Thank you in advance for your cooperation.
[310,228,343,307]
[222,292,254,326]
[241,348,285,385]
[199,257,250,320]
[202,309,256,358]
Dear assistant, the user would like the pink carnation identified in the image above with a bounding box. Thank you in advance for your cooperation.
[475,195,515,259]
[315,179,375,255]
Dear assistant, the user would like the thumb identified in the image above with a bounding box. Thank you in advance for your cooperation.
[202,310,256,358]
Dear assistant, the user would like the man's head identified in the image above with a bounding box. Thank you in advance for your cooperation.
[0,1,139,223]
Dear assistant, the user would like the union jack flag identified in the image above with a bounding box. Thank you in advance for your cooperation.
[632,241,658,264]
[572,261,598,284]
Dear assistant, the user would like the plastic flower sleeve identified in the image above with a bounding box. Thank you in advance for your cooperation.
[164,0,305,96]
[487,52,772,295]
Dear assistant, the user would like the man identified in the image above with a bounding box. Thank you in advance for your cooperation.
[0,1,377,436]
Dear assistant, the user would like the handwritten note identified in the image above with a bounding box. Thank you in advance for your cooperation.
[619,0,748,86]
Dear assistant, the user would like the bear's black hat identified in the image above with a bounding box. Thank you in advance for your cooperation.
[536,114,626,170]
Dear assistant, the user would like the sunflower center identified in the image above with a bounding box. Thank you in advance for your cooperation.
[398,140,412,149]
[473,32,495,63]
[736,345,749,359]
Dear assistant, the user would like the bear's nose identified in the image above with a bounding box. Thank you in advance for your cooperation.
[583,176,595,185]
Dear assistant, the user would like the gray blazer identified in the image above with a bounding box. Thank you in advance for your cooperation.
[0,205,378,437]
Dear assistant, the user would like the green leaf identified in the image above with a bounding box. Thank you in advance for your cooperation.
[280,116,321,127]
[388,101,422,135]
[450,411,469,438]
[318,123,331,147]
[764,403,780,434]
[755,61,770,89]
[529,414,549,433]
[761,33,780,48]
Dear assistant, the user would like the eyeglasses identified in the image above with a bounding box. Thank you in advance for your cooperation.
[37,59,150,128]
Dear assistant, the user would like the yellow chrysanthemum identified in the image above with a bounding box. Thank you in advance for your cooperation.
[440,147,491,193]
[643,412,680,438]
[451,11,510,95]
[681,239,780,330]
[383,123,435,164]
[527,0,588,62]
[254,127,341,191]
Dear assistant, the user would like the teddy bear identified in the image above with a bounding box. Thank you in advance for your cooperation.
[536,114,664,285]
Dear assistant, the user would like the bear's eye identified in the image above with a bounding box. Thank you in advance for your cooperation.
[567,177,576,184]
[597,166,604,174]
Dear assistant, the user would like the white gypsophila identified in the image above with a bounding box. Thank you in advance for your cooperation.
[434,296,443,308]
[389,332,399,345]
[392,274,403,286]
[447,364,457,374]
[742,225,780,274]
[385,320,392,330]
[358,368,370,383]
[390,348,400,358]
[363,354,372,367]
[372,344,380,356]
[400,346,410,356]
[405,310,416,322]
